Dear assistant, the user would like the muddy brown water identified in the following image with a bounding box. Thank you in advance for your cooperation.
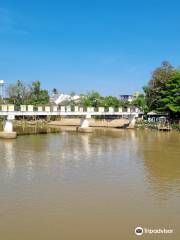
[0,127,180,239]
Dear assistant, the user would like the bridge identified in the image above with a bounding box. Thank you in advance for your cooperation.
[0,104,143,138]
[0,104,142,116]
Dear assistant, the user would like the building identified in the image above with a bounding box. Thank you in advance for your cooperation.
[119,92,140,103]
[50,93,80,105]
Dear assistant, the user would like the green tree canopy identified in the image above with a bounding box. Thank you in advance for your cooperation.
[7,80,49,106]
[144,61,175,111]
[157,70,180,113]
[144,61,180,117]
[29,81,49,106]
[7,80,30,106]
[131,94,148,113]
[101,96,120,108]
[80,91,103,107]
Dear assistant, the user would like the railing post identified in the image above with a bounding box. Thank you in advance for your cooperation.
[20,105,26,112]
[28,105,34,112]
[118,107,122,113]
[109,107,114,113]
[74,106,79,112]
[38,106,43,112]
[60,106,65,112]
[45,106,50,112]
[8,105,15,112]
[98,107,104,113]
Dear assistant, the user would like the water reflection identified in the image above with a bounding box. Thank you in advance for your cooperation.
[0,128,141,182]
[137,130,180,195]
[3,141,15,178]
[0,128,179,194]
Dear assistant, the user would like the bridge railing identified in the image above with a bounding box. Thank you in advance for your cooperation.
[0,104,141,114]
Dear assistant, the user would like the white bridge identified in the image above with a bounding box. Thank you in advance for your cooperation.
[0,105,143,136]
[0,105,142,116]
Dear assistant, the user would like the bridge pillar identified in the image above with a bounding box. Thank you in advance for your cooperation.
[78,114,94,133]
[0,115,17,139]
[128,114,137,128]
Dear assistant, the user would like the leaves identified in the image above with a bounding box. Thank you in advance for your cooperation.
[7,80,49,106]
[144,61,180,115]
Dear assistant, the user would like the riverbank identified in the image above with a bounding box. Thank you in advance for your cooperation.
[48,118,129,128]
[135,120,180,131]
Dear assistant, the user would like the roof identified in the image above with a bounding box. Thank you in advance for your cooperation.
[147,111,168,116]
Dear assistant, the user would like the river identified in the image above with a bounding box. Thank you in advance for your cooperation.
[0,128,180,239]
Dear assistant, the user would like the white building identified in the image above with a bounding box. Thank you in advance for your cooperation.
[51,93,80,105]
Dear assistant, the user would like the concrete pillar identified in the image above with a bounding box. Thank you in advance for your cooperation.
[127,107,131,113]
[45,106,50,112]
[28,105,34,112]
[78,114,93,133]
[0,115,17,139]
[74,106,79,112]
[80,118,90,128]
[60,106,65,112]
[109,107,114,113]
[87,107,91,112]
[38,106,43,112]
[128,114,136,128]
[79,107,84,112]
[1,105,8,111]
[98,107,104,113]
[8,105,15,112]
[53,106,58,112]
[87,107,94,112]
[118,107,122,112]
[4,120,13,132]
[21,105,26,112]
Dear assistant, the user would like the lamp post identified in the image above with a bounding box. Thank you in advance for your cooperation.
[0,80,5,99]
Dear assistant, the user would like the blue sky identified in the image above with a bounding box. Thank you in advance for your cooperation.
[0,0,180,96]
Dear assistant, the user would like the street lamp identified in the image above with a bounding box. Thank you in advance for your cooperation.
[0,80,5,99]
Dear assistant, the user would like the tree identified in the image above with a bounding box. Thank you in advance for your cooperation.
[29,81,49,106]
[80,91,103,107]
[7,80,30,106]
[101,96,120,108]
[131,94,148,113]
[144,61,175,110]
[157,70,180,115]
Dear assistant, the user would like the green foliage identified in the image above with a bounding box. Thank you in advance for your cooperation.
[7,80,30,106]
[80,91,103,107]
[131,94,148,113]
[144,61,180,117]
[144,61,175,111]
[29,81,49,106]
[101,96,121,108]
[80,91,123,108]
[157,70,180,113]
[7,80,49,106]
